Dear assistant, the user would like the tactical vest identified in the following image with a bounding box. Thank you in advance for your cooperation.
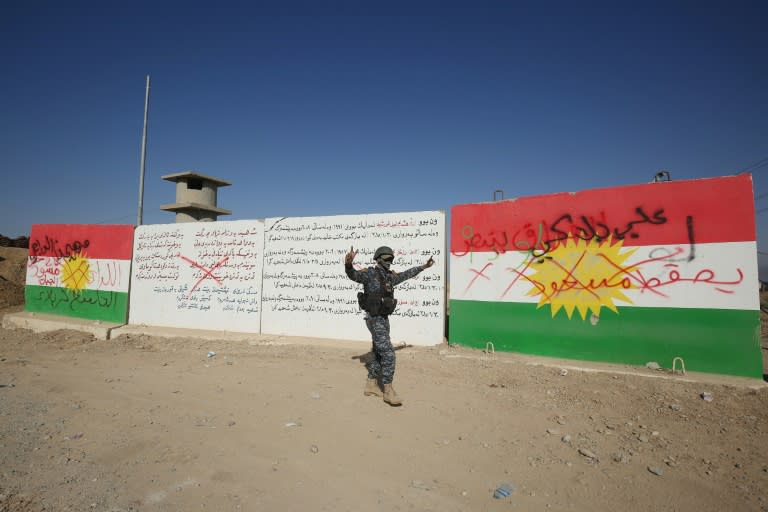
[357,265,398,316]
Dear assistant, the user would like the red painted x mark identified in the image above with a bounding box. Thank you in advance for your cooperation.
[179,255,229,295]
[501,256,535,299]
[464,262,493,295]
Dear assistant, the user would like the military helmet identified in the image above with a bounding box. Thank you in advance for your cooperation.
[373,246,394,260]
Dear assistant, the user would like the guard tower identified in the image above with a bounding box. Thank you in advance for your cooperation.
[160,171,232,223]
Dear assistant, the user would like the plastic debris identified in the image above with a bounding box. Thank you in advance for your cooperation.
[493,483,515,499]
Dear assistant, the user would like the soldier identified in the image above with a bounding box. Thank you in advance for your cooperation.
[344,245,435,406]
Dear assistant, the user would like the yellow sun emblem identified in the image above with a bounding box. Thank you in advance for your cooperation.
[525,237,637,320]
[60,252,92,291]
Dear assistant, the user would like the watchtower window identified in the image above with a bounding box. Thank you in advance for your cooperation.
[187,179,203,190]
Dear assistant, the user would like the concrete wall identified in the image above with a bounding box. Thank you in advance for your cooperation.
[448,175,762,378]
[24,224,134,323]
[260,211,446,345]
[129,220,265,332]
[22,178,761,377]
[127,211,447,345]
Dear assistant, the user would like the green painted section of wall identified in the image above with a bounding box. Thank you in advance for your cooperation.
[449,300,762,379]
[25,285,129,323]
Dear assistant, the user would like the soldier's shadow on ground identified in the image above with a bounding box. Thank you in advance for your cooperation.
[351,343,412,366]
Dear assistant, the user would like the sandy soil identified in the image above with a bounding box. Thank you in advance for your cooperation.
[1,246,768,512]
[0,247,25,311]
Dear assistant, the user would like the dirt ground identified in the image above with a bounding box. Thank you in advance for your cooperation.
[1,246,768,512]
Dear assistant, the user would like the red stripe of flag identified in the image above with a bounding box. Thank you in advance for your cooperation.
[29,224,134,260]
[450,175,755,254]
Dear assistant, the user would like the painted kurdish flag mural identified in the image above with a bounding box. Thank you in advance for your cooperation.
[449,175,761,378]
[25,224,134,323]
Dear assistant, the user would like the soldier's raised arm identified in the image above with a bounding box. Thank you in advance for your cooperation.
[392,254,435,286]
[344,246,366,283]
[345,245,357,265]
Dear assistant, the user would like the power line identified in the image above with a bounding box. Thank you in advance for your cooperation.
[738,155,768,174]
[747,159,768,200]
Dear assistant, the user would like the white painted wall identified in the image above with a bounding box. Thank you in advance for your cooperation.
[261,211,446,345]
[129,220,265,332]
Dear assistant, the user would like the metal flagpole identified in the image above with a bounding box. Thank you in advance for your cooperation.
[137,75,151,225]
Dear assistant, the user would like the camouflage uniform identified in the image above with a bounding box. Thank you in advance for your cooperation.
[345,262,424,384]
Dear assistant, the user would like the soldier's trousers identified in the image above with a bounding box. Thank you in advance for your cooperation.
[364,315,395,384]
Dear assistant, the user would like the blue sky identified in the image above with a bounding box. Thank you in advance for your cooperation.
[2,1,767,264]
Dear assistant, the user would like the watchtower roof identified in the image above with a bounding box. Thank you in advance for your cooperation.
[161,171,231,187]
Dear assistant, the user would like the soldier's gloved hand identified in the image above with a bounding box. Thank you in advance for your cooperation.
[345,246,358,265]
[423,256,434,269]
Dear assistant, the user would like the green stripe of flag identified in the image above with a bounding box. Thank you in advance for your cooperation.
[25,285,129,323]
[449,300,762,379]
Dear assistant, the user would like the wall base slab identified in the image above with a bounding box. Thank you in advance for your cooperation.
[2,311,122,340]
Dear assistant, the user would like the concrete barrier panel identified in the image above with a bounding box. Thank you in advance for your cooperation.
[261,211,446,345]
[129,220,264,332]
[25,224,134,323]
[449,175,762,378]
